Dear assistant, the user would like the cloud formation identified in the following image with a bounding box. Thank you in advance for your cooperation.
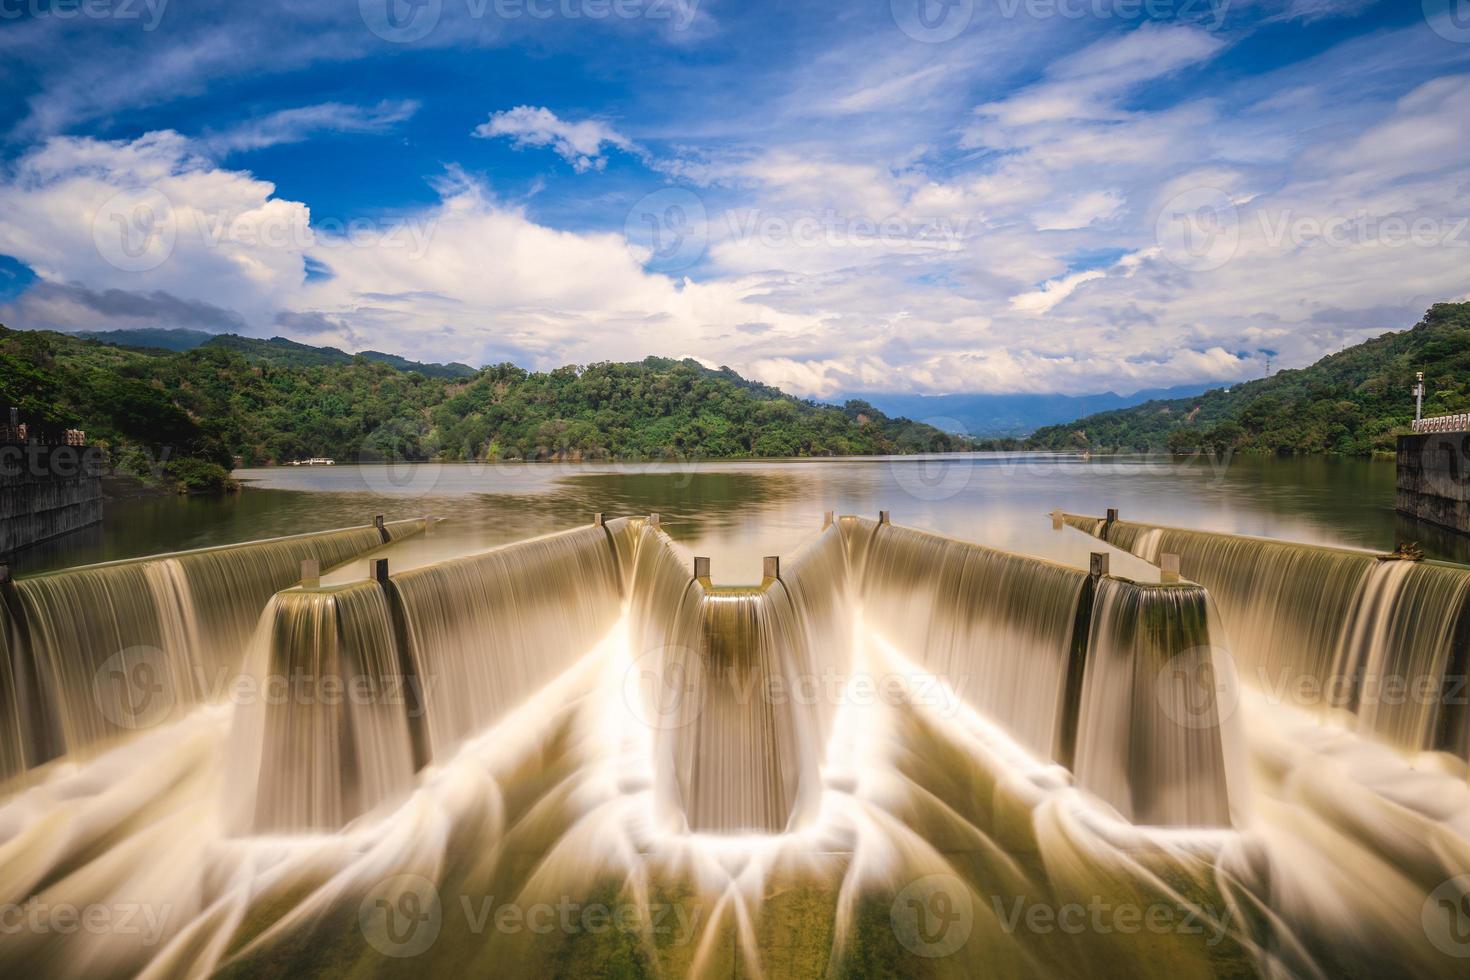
[474,107,639,173]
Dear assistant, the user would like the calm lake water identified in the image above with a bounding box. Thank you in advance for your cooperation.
[20,452,1470,577]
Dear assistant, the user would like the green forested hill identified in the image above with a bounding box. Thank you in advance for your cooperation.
[0,326,968,490]
[75,328,478,379]
[1027,303,1470,456]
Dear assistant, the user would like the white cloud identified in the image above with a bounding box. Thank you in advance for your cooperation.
[200,100,420,155]
[473,106,639,173]
[1009,270,1107,315]
[1032,191,1124,231]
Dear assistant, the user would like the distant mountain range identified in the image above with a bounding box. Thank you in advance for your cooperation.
[71,328,477,379]
[851,386,1218,438]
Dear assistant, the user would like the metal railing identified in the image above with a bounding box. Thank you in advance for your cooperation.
[1412,413,1470,434]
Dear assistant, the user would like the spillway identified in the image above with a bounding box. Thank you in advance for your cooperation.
[627,520,852,833]
[3,512,1469,978]
[1067,512,1470,761]
[0,519,425,780]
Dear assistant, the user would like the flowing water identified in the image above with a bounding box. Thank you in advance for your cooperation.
[2,455,1469,978]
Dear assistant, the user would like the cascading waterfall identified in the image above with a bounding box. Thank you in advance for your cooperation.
[625,523,852,833]
[392,522,627,762]
[1068,514,1470,760]
[1074,578,1234,826]
[228,520,630,834]
[9,515,1470,977]
[844,517,1236,826]
[0,520,423,780]
[229,583,417,833]
[842,518,1089,761]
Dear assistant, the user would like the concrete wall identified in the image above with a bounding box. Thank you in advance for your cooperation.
[1397,432,1470,534]
[0,443,103,554]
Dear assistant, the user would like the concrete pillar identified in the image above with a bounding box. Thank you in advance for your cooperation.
[0,560,9,584]
[1089,552,1110,580]
[763,556,781,580]
[878,510,891,525]
[648,512,661,529]
[300,559,320,588]
[593,512,605,527]
[374,514,385,530]
[823,510,834,529]
[372,558,390,585]
[1051,508,1064,530]
[1160,553,1181,584]
[1105,508,1119,523]
[693,556,711,580]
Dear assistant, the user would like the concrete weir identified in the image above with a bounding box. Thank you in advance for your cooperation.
[234,513,1238,835]
[0,518,428,782]
[1066,509,1470,762]
[1397,430,1470,534]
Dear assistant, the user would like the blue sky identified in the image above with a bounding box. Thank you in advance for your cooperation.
[0,0,1466,397]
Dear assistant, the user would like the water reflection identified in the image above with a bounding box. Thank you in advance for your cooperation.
[16,453,1468,577]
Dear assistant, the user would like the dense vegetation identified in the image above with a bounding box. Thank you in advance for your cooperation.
[1026,303,1470,456]
[0,327,968,491]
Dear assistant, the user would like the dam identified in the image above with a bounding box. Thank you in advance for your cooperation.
[0,511,1467,977]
